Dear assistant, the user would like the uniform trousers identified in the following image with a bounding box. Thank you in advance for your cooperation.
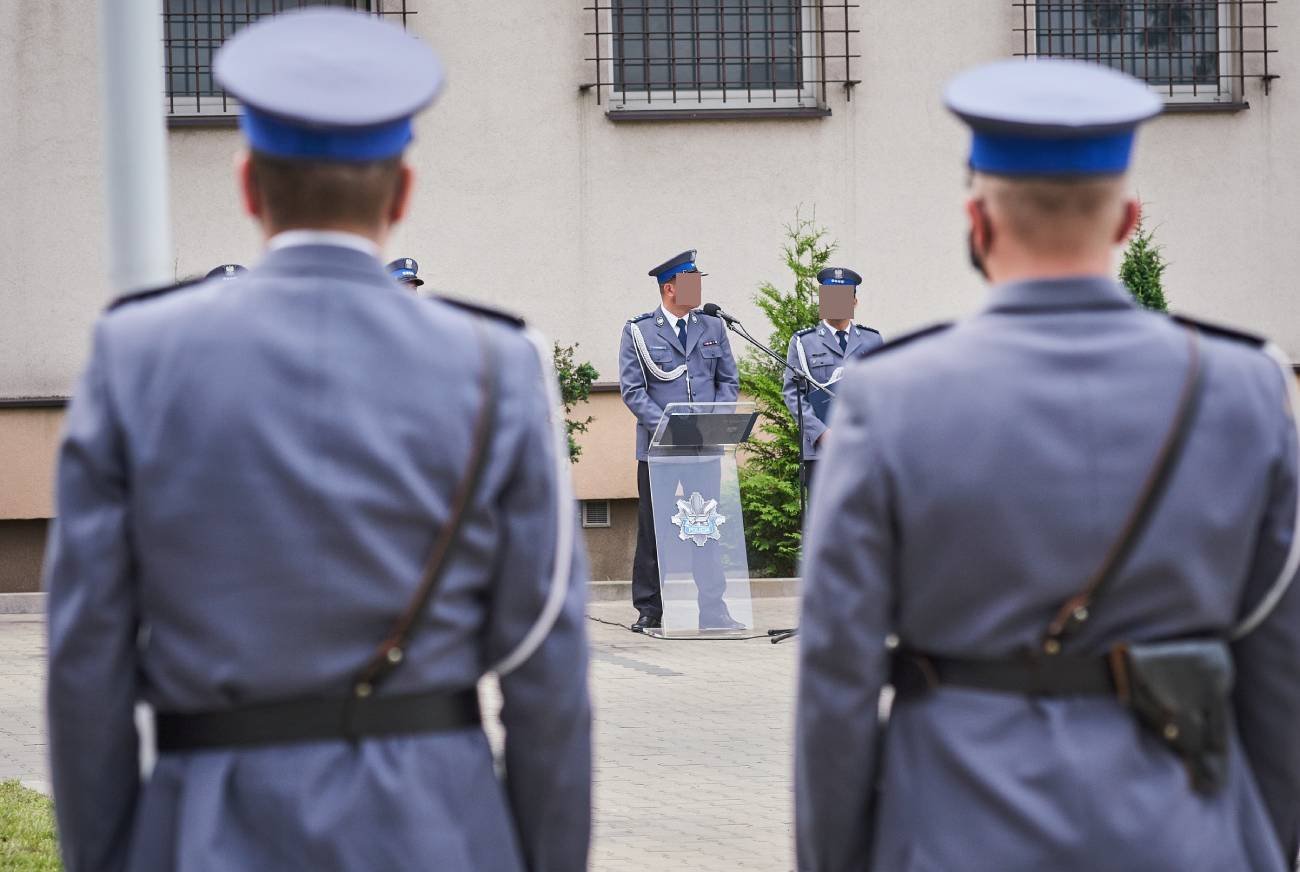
[632,459,729,620]
[802,459,818,503]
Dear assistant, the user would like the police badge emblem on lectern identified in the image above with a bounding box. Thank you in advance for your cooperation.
[671,492,726,546]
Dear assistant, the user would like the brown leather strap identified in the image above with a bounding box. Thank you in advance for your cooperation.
[1042,326,1203,653]
[351,317,500,698]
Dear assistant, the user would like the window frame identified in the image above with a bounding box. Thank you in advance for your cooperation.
[1019,0,1250,107]
[581,500,613,529]
[162,0,410,125]
[598,1,827,114]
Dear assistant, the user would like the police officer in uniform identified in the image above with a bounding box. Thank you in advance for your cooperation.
[387,256,424,292]
[45,11,590,872]
[619,250,743,633]
[797,60,1300,871]
[206,263,248,280]
[783,266,882,494]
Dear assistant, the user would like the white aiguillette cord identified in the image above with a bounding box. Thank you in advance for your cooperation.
[793,333,839,394]
[1232,342,1300,640]
[628,321,687,382]
[487,327,576,676]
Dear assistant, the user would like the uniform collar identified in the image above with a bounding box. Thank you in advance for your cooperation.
[255,239,394,285]
[660,303,691,327]
[821,319,855,335]
[984,275,1136,314]
[267,229,382,260]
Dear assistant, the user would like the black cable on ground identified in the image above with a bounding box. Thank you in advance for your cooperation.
[585,614,784,642]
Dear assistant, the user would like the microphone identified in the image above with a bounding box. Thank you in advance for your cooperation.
[702,303,740,326]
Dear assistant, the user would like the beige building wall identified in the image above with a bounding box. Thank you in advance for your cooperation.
[2,2,1298,589]
[3,2,1298,400]
[0,408,62,519]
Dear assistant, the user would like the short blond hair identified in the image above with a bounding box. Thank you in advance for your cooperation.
[973,172,1128,256]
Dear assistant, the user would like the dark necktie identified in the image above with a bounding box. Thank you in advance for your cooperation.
[836,330,848,353]
[677,318,688,350]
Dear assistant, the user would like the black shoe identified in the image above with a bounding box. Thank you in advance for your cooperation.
[698,609,746,631]
[631,614,661,633]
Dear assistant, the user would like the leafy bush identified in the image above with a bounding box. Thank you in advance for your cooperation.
[554,342,599,462]
[737,212,835,577]
[1120,214,1170,312]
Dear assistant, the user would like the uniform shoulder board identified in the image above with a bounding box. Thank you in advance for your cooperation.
[859,325,882,336]
[628,311,654,324]
[436,296,526,329]
[105,278,204,312]
[1171,314,1265,348]
[795,326,817,337]
[857,321,954,362]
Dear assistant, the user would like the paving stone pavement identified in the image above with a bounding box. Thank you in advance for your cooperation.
[0,598,801,871]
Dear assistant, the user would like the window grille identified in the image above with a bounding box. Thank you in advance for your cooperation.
[1015,1,1278,105]
[163,0,416,120]
[581,500,612,528]
[583,1,860,118]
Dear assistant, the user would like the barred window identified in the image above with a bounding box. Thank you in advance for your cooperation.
[1016,1,1278,106]
[163,0,415,121]
[585,2,860,119]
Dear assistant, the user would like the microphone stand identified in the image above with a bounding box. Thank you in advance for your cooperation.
[717,316,830,645]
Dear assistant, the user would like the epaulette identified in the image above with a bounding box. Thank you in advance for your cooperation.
[436,296,526,329]
[795,326,817,337]
[629,312,653,324]
[856,322,954,362]
[1171,314,1266,348]
[859,325,881,335]
[105,278,203,312]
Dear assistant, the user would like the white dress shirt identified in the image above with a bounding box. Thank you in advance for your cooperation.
[267,229,381,259]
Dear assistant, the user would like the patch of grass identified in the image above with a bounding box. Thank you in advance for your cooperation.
[0,780,61,870]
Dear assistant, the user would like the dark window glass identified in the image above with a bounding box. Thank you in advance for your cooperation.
[612,0,804,94]
[163,0,400,115]
[1035,1,1221,89]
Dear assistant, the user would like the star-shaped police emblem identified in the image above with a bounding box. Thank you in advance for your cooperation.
[670,491,726,547]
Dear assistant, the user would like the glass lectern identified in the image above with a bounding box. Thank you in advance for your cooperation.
[646,402,760,638]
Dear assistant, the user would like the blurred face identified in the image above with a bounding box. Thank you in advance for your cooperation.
[667,270,702,309]
[399,278,420,294]
[818,283,855,321]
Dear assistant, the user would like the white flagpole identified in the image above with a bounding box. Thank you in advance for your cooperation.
[99,0,173,294]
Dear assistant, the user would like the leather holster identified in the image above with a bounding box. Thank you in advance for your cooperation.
[1115,639,1234,795]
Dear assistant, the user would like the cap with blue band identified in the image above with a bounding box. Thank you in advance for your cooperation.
[239,112,415,163]
[817,267,862,287]
[386,257,424,286]
[214,8,444,162]
[649,250,706,284]
[945,59,1161,177]
[206,264,247,281]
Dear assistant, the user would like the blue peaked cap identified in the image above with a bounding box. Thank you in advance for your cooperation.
[649,249,706,284]
[945,60,1161,177]
[817,266,862,287]
[214,9,444,162]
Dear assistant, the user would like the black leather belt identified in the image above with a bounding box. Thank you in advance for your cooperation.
[891,649,1119,700]
[155,687,481,753]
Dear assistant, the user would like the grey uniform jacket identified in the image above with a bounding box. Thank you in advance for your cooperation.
[44,244,592,872]
[796,277,1300,872]
[618,308,740,461]
[783,323,883,460]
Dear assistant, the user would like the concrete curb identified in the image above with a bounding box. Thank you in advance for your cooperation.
[588,578,800,602]
[0,593,45,615]
[0,580,802,614]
